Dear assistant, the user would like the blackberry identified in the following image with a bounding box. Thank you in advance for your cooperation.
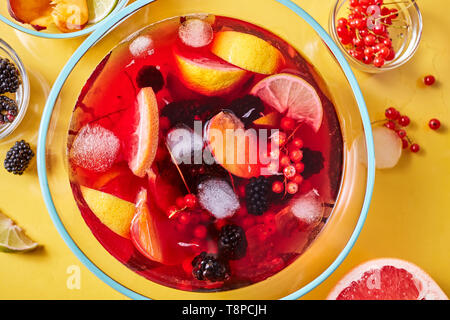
[0,96,18,125]
[301,148,325,179]
[136,65,164,92]
[227,95,265,127]
[0,58,20,94]
[192,252,230,282]
[245,176,270,216]
[218,224,247,260]
[161,98,223,128]
[4,140,34,175]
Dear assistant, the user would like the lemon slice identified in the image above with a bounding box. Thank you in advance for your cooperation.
[87,0,118,24]
[0,212,38,253]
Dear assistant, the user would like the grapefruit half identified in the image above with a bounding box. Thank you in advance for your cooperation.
[327,258,448,300]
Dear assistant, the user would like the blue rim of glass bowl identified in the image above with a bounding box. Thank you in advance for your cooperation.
[0,0,128,39]
[37,0,375,300]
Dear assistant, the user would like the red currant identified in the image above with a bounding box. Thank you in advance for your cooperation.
[424,75,436,86]
[178,211,191,225]
[337,18,348,28]
[364,46,374,58]
[184,194,197,208]
[272,181,284,194]
[373,24,386,35]
[385,107,399,120]
[193,225,207,239]
[429,118,441,130]
[384,120,396,130]
[373,56,385,68]
[410,143,420,153]
[280,155,291,168]
[379,47,391,59]
[290,149,303,163]
[291,137,304,149]
[398,115,410,127]
[383,38,392,48]
[283,165,296,179]
[364,35,376,46]
[286,182,299,195]
[280,117,296,131]
[176,197,186,209]
[401,139,409,149]
[396,129,407,139]
[294,162,305,173]
[292,174,304,185]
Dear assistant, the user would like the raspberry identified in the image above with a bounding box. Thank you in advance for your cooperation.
[301,148,324,179]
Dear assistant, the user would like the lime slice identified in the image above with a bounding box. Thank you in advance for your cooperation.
[0,212,38,253]
[87,0,118,24]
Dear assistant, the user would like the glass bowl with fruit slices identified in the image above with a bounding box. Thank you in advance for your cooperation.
[38,0,375,299]
[0,0,128,39]
[330,0,422,73]
[0,39,29,140]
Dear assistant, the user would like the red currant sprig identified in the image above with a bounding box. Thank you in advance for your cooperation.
[379,107,420,153]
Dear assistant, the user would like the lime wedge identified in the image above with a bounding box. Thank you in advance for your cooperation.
[87,0,118,24]
[0,212,38,253]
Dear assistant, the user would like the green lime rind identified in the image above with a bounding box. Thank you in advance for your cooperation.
[87,0,119,24]
[0,212,38,253]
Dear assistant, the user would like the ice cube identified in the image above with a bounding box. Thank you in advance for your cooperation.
[197,178,240,219]
[129,35,154,57]
[70,124,120,172]
[178,19,213,48]
[166,126,204,165]
[290,189,324,229]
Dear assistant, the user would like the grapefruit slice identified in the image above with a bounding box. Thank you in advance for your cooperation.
[80,186,135,239]
[130,189,186,265]
[174,48,248,96]
[127,87,159,178]
[327,258,449,300]
[211,31,283,75]
[251,73,323,132]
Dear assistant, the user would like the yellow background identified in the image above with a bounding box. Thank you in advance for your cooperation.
[0,0,448,299]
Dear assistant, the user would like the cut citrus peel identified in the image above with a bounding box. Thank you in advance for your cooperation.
[127,87,159,178]
[327,258,449,300]
[207,111,265,178]
[0,211,38,253]
[80,186,135,238]
[174,48,249,96]
[211,31,284,75]
[130,189,186,265]
[251,73,323,132]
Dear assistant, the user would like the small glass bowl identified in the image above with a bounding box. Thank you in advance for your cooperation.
[0,39,29,140]
[0,0,129,39]
[329,0,422,73]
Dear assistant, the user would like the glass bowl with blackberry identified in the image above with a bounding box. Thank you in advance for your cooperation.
[0,39,30,140]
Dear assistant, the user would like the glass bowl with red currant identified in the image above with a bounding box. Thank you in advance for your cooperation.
[329,0,422,73]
